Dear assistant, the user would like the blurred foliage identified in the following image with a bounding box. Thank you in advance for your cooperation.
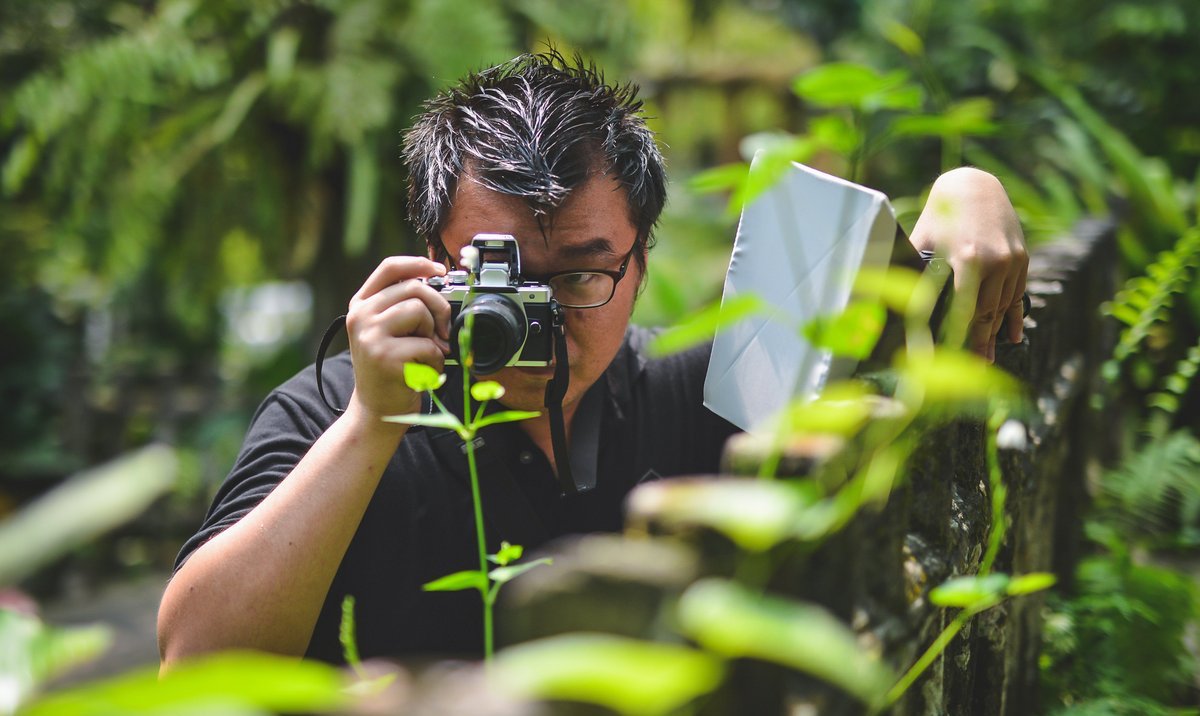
[1041,524,1200,713]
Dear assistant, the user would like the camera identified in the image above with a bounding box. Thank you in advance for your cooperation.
[426,234,562,375]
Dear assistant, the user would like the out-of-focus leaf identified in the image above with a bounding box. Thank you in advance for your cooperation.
[648,295,772,357]
[423,570,487,593]
[470,381,505,402]
[1006,572,1057,596]
[767,381,882,437]
[803,300,887,360]
[895,349,1020,405]
[472,410,540,430]
[381,412,465,434]
[24,652,347,716]
[402,362,446,392]
[492,633,724,716]
[808,114,861,155]
[627,478,820,552]
[890,98,997,138]
[0,444,178,585]
[880,20,924,57]
[688,162,749,194]
[793,63,922,112]
[854,266,940,319]
[0,609,111,713]
[929,573,1010,608]
[677,579,893,707]
[489,558,552,585]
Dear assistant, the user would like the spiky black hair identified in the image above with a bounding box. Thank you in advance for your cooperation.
[403,49,666,270]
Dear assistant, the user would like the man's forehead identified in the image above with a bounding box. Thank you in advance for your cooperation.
[445,175,632,259]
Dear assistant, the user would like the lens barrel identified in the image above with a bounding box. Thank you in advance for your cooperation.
[452,293,527,375]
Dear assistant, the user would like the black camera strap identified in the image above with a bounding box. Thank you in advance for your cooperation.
[316,314,348,415]
[544,316,577,495]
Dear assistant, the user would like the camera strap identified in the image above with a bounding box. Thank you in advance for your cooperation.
[544,318,577,495]
[316,314,348,415]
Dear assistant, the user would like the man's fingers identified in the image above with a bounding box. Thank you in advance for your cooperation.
[355,257,446,302]
[1004,297,1025,345]
[352,279,451,341]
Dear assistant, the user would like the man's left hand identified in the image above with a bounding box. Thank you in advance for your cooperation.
[909,167,1029,362]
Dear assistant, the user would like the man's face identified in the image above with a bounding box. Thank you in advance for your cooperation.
[438,172,643,413]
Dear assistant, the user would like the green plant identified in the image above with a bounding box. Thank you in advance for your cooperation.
[497,258,1052,713]
[1040,526,1199,713]
[382,321,550,663]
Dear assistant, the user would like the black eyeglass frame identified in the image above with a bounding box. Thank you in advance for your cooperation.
[530,241,640,310]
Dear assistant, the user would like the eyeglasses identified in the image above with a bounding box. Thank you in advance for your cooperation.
[537,242,639,309]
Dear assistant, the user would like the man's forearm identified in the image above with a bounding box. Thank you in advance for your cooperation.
[157,402,406,668]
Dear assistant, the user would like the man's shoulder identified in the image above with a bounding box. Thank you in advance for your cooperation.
[606,324,712,411]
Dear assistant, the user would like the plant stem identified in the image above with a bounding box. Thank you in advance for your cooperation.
[880,605,979,710]
[462,361,493,662]
[980,409,1008,576]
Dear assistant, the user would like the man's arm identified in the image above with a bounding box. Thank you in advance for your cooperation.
[909,167,1029,362]
[157,257,451,668]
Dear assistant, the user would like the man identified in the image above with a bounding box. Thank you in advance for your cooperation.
[157,51,1027,666]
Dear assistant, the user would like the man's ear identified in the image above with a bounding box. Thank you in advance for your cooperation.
[427,238,450,266]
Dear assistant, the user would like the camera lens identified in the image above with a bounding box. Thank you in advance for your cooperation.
[453,293,527,375]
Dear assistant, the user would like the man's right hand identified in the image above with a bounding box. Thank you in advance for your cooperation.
[345,257,452,419]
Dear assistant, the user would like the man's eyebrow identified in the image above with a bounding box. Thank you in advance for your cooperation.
[557,237,617,260]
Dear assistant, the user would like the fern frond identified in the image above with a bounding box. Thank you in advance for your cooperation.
[1147,338,1200,418]
[1103,227,1200,364]
[1097,430,1200,545]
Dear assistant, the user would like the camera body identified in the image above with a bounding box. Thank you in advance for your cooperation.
[426,234,561,375]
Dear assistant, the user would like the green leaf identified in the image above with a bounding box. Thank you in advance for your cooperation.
[0,444,178,584]
[626,478,821,552]
[489,541,524,566]
[807,114,861,155]
[688,162,748,194]
[470,380,506,402]
[803,300,887,360]
[24,652,347,716]
[895,349,1020,406]
[380,412,465,435]
[1005,572,1057,596]
[853,266,940,319]
[928,573,1010,608]
[648,294,772,357]
[880,20,924,57]
[493,633,724,716]
[423,570,488,593]
[767,381,881,437]
[472,410,541,430]
[489,557,553,585]
[0,609,111,712]
[794,63,892,107]
[677,579,893,707]
[403,362,446,392]
[890,98,997,138]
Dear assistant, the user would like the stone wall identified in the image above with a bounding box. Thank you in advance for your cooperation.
[500,220,1119,715]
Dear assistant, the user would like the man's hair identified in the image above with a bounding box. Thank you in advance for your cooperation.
[403,50,666,272]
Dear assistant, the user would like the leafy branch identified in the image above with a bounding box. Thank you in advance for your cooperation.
[382,330,547,663]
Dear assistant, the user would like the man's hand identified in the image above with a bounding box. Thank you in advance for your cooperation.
[346,257,452,418]
[910,167,1029,362]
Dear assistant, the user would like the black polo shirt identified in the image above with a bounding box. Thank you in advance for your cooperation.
[175,325,738,662]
